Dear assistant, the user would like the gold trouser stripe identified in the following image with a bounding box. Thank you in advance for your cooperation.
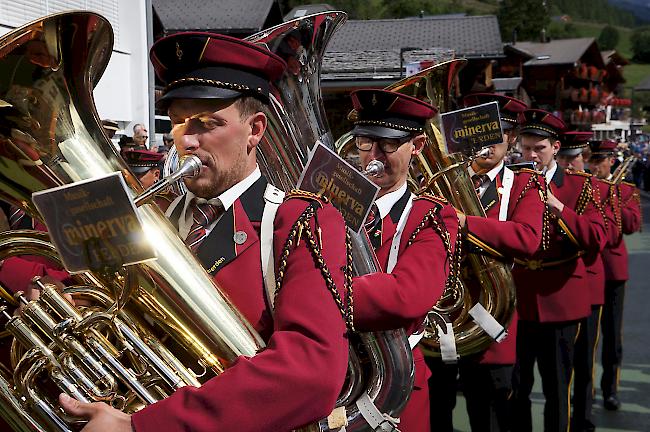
[591,306,603,399]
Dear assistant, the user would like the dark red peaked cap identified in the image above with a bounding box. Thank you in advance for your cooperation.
[518,109,567,138]
[123,149,165,174]
[463,93,527,129]
[150,32,287,107]
[589,139,617,158]
[350,89,438,139]
[559,131,593,156]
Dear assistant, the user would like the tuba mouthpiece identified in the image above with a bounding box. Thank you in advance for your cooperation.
[177,155,202,179]
[362,160,385,177]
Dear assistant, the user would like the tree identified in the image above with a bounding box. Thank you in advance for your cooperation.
[631,27,650,62]
[498,0,551,43]
[598,25,620,51]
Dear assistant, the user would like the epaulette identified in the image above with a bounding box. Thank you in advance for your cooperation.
[566,170,592,178]
[621,180,636,187]
[283,189,328,207]
[515,167,538,176]
[414,193,448,205]
[601,178,616,186]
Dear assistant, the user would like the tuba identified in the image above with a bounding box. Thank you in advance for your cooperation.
[0,11,266,431]
[246,11,414,430]
[335,60,517,358]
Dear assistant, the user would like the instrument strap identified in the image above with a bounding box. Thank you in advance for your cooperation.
[260,184,285,310]
[438,321,459,364]
[353,392,401,432]
[468,303,507,342]
[386,194,425,351]
[498,167,514,222]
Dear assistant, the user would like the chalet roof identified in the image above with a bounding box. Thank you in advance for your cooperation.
[602,50,630,66]
[326,15,504,59]
[153,0,276,33]
[512,38,605,68]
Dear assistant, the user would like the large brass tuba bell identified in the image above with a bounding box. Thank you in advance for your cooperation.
[0,11,265,431]
[335,59,517,358]
[246,11,414,431]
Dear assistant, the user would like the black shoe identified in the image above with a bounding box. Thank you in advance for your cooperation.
[604,394,621,411]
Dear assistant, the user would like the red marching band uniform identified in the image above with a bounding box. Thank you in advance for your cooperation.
[129,33,353,431]
[344,89,460,432]
[511,110,608,432]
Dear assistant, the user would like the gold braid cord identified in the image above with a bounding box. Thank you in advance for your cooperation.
[574,176,608,230]
[625,186,643,231]
[274,198,354,331]
[609,184,623,234]
[406,201,464,306]
[518,172,551,250]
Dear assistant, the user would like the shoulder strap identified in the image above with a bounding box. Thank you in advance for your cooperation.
[260,184,285,311]
[499,166,515,222]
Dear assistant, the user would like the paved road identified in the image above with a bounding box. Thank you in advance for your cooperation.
[451,192,650,431]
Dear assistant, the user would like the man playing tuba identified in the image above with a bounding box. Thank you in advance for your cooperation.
[345,89,460,432]
[60,32,352,432]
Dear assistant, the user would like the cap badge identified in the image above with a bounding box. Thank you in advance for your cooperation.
[233,231,248,245]
[371,94,378,106]
[531,112,537,119]
[176,42,183,61]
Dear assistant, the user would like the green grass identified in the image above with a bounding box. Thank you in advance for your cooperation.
[623,63,650,91]
[571,21,634,58]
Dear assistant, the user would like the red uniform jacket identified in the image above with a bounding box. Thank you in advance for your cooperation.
[0,218,70,294]
[582,177,619,306]
[513,168,607,322]
[132,178,350,432]
[602,181,642,282]
[464,168,545,364]
[353,190,459,432]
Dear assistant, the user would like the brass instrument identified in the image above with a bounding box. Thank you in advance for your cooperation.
[246,11,414,431]
[0,12,265,430]
[611,155,635,184]
[335,60,517,358]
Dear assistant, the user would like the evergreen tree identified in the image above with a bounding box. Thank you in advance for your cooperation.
[498,0,550,43]
[598,25,620,51]
[631,27,650,62]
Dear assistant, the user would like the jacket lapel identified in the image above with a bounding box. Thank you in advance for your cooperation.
[195,176,267,276]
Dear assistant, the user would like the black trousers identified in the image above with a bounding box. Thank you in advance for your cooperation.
[426,356,513,432]
[512,320,579,432]
[601,280,626,396]
[572,305,602,431]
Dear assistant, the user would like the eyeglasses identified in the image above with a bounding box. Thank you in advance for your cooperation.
[355,135,412,153]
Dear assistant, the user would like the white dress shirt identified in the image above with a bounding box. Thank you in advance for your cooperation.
[375,182,409,220]
[177,166,262,238]
[468,161,505,198]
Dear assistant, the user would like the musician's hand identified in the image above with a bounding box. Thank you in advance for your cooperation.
[15,277,75,316]
[59,393,132,432]
[546,192,565,217]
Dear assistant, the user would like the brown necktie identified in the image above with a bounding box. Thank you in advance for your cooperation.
[185,198,224,252]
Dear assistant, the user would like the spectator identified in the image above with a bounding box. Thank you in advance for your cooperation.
[133,123,149,149]
[158,133,173,154]
[101,119,119,139]
[632,152,645,188]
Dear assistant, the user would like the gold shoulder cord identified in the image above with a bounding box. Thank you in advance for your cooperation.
[517,172,551,250]
[274,196,354,332]
[405,202,464,307]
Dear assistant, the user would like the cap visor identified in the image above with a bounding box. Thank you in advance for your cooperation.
[351,125,411,139]
[519,127,555,138]
[156,85,242,109]
[558,147,584,157]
